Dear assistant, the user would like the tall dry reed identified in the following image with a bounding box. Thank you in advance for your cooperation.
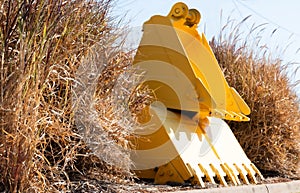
[0,0,142,192]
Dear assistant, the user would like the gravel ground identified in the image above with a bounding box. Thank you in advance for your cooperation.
[70,177,295,193]
[0,176,295,192]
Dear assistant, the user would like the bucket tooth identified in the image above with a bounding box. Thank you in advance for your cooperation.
[243,163,258,184]
[191,174,205,188]
[209,164,228,187]
[234,112,250,121]
[227,163,242,185]
[234,163,250,185]
[251,163,265,181]
[186,163,206,187]
[221,163,240,186]
[198,163,216,184]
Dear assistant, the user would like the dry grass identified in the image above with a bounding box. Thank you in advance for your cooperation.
[0,0,149,192]
[210,17,300,179]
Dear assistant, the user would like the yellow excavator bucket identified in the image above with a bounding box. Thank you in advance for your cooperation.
[130,2,263,187]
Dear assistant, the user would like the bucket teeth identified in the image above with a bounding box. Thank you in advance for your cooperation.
[186,163,205,187]
[211,109,250,121]
[209,164,228,186]
[131,109,264,187]
[220,163,241,186]
[194,162,261,187]
[234,163,250,184]
[243,163,258,184]
[198,163,216,184]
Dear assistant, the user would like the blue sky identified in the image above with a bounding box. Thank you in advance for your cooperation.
[112,0,300,96]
